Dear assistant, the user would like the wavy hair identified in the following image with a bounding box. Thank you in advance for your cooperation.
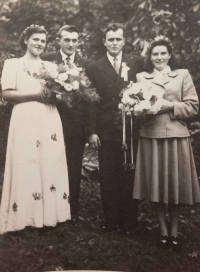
[103,23,126,39]
[57,25,79,38]
[19,24,48,50]
[144,36,179,72]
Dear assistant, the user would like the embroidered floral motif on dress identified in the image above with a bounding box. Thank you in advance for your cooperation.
[36,140,41,147]
[63,193,68,200]
[51,134,57,141]
[13,203,18,212]
[32,192,42,200]
[50,184,56,192]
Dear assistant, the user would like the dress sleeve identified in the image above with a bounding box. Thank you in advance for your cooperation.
[170,70,199,120]
[1,58,17,91]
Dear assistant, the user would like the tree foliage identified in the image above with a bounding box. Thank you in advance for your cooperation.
[126,0,200,94]
[0,0,200,91]
[0,0,133,58]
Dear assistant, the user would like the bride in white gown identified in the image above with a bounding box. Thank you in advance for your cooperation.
[0,25,71,234]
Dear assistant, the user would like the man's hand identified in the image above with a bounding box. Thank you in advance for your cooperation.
[89,134,101,150]
[189,122,200,136]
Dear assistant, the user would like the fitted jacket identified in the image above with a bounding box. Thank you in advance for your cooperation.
[137,69,199,138]
[87,53,144,142]
[41,51,91,138]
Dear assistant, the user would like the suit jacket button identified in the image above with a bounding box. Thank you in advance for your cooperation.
[112,98,115,100]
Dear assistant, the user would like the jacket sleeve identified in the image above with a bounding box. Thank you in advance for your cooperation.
[170,70,199,120]
[86,64,99,136]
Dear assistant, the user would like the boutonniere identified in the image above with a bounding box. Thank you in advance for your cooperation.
[121,62,130,81]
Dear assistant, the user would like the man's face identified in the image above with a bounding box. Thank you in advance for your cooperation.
[103,28,125,57]
[58,30,79,56]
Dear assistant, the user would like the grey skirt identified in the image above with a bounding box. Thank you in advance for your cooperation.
[133,137,200,204]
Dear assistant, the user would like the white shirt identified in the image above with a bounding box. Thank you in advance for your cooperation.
[107,51,122,69]
[154,66,171,77]
[60,50,75,64]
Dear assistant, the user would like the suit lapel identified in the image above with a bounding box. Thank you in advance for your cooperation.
[56,51,63,64]
[74,53,82,67]
[100,56,118,82]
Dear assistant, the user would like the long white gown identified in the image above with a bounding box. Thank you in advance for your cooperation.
[0,56,71,234]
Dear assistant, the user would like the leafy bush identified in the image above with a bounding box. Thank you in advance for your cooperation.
[126,0,200,96]
[0,0,200,166]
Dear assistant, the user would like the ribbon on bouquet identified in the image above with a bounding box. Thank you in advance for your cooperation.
[121,108,135,171]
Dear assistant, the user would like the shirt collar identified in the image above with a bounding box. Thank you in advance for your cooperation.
[107,51,122,65]
[154,65,171,76]
[60,50,75,63]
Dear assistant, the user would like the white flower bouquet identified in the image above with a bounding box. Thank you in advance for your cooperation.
[39,63,100,107]
[119,81,163,116]
[119,81,164,170]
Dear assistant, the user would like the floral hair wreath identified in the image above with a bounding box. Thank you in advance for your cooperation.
[147,35,173,53]
[23,24,48,36]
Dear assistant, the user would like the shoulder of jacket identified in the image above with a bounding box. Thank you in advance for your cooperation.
[41,52,58,60]
[173,69,188,74]
[128,54,143,62]
[87,58,102,69]
[173,69,191,78]
[136,71,146,77]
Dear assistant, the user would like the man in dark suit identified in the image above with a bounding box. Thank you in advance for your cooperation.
[42,25,91,221]
[86,23,144,233]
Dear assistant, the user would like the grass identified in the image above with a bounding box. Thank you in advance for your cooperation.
[0,168,200,272]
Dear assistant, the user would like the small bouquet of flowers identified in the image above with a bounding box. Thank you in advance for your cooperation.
[39,63,100,107]
[119,81,163,116]
[118,81,163,171]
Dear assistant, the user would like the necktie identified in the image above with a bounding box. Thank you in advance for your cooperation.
[64,56,71,67]
[113,57,120,74]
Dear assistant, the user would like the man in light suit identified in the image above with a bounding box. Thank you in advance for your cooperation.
[86,23,144,233]
[42,25,91,221]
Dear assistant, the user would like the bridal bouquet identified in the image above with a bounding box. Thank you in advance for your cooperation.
[39,63,100,107]
[119,81,163,116]
[118,81,163,171]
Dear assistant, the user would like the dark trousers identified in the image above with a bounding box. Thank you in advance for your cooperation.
[65,136,85,216]
[98,141,138,230]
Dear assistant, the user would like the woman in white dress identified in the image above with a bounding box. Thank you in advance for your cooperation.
[0,25,71,234]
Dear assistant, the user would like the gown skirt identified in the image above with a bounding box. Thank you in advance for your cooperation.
[133,137,200,205]
[0,101,71,234]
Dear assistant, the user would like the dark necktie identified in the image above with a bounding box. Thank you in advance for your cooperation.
[113,57,120,74]
[64,56,71,67]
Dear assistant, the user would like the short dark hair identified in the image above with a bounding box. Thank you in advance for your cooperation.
[144,37,179,72]
[57,25,79,38]
[103,23,125,39]
[19,25,48,50]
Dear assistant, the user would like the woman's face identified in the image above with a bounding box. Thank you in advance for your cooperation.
[25,33,46,57]
[150,45,171,71]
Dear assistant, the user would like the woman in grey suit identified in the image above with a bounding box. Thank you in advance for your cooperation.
[133,36,200,251]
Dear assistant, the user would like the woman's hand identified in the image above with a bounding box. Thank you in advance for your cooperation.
[158,99,174,114]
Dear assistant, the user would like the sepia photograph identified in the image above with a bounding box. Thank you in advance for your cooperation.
[0,0,200,271]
